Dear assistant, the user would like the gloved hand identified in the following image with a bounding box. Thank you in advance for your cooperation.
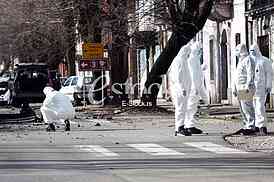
[194,89,199,95]
[248,84,255,90]
[233,91,237,97]
[182,90,187,96]
[266,88,271,94]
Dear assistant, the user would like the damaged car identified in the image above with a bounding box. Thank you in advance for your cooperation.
[9,63,56,107]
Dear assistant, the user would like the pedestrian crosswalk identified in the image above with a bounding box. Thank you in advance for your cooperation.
[73,142,247,157]
[185,142,248,154]
[77,145,120,157]
[0,142,249,161]
[128,143,184,156]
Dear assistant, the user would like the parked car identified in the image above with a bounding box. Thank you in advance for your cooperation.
[0,72,13,105]
[8,63,58,107]
[59,76,94,105]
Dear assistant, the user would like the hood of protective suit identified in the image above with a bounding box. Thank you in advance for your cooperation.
[249,44,262,58]
[190,42,202,57]
[168,43,191,75]
[235,44,248,58]
[176,44,192,59]
[168,43,192,95]
[43,86,54,96]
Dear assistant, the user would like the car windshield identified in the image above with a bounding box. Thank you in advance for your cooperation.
[71,77,78,86]
[63,78,72,87]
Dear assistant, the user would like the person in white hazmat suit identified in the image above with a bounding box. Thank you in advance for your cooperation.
[249,44,273,135]
[233,43,256,135]
[184,42,208,135]
[169,43,192,136]
[40,86,75,132]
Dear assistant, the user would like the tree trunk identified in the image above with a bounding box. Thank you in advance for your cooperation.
[110,43,129,105]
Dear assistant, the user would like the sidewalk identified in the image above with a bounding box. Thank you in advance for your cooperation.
[0,101,274,153]
[60,102,274,153]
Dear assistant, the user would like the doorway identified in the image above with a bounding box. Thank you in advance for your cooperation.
[258,35,270,105]
[220,30,228,100]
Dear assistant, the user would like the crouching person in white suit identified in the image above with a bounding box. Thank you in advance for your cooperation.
[41,86,75,132]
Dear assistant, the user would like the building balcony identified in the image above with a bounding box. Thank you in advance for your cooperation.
[246,0,274,16]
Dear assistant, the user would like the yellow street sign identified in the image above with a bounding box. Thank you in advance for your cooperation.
[82,43,104,59]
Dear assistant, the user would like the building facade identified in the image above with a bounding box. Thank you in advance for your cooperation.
[202,0,274,106]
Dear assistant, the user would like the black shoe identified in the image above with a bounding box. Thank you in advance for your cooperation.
[175,125,192,136]
[257,127,267,136]
[187,127,203,134]
[254,127,260,132]
[244,129,256,135]
[233,128,255,136]
[46,123,56,132]
[64,120,70,131]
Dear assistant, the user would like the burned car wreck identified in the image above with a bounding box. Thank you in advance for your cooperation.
[8,63,55,108]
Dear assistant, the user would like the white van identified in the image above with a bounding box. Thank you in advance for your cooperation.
[59,76,93,105]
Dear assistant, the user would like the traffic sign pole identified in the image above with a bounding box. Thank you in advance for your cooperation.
[83,71,86,107]
[101,70,104,106]
[81,43,107,106]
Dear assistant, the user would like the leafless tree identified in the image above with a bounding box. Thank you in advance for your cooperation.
[73,0,214,104]
[139,0,214,105]
[0,0,75,72]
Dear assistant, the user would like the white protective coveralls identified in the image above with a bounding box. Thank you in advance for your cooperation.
[233,43,255,129]
[169,43,192,132]
[250,44,273,128]
[184,42,208,128]
[40,87,75,124]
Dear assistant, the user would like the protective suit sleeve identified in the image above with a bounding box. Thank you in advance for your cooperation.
[265,58,273,90]
[168,63,180,85]
[168,44,191,92]
[245,57,255,89]
[42,93,54,108]
[232,77,237,96]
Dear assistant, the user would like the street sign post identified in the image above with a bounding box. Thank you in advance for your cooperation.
[79,59,110,71]
[81,43,108,106]
[82,43,104,59]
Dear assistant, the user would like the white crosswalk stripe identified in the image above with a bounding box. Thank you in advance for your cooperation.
[75,142,248,157]
[127,143,184,156]
[0,142,248,159]
[184,142,248,154]
[77,145,120,157]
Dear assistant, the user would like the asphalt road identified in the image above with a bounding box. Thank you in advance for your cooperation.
[0,107,274,182]
[0,126,273,182]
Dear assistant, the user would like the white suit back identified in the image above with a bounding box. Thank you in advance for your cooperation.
[169,44,191,97]
[43,89,75,120]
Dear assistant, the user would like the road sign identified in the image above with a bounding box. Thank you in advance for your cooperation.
[79,59,110,71]
[82,43,104,59]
